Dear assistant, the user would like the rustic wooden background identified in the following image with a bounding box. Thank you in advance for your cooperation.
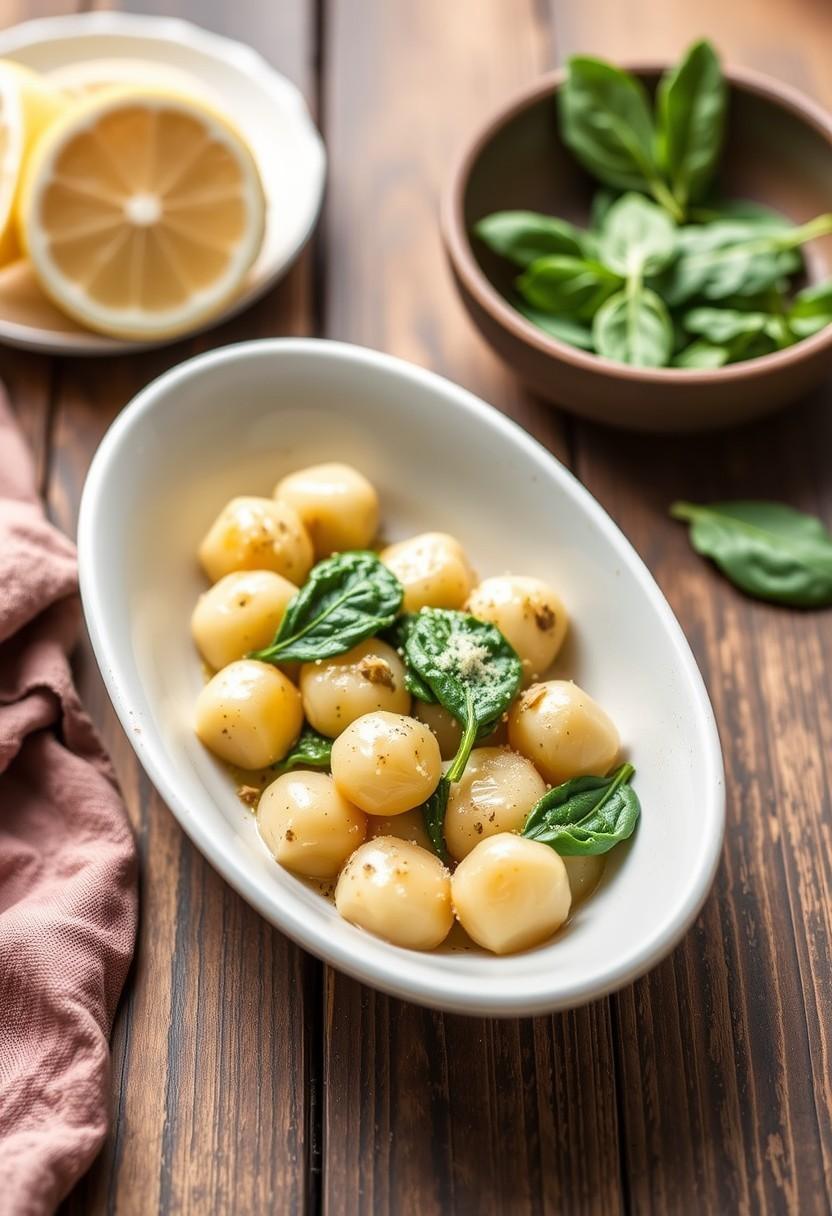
[2,0,829,1212]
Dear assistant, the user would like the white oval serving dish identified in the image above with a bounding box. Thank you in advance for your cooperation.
[78,339,724,1016]
[0,12,325,354]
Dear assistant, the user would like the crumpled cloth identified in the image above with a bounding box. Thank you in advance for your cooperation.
[0,393,138,1215]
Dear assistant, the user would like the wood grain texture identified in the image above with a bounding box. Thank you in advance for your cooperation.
[550,3,832,1212]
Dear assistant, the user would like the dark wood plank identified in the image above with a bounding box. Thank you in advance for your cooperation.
[321,4,622,1213]
[36,2,321,1211]
[549,3,832,1211]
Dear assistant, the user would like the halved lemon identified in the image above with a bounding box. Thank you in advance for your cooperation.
[0,60,66,266]
[17,87,266,340]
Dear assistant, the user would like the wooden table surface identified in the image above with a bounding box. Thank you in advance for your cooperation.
[3,0,830,1212]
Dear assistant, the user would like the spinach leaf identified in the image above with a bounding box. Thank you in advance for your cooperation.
[273,728,333,774]
[672,339,732,368]
[593,285,673,367]
[514,300,595,350]
[656,40,726,214]
[788,281,832,338]
[405,610,523,859]
[474,210,587,266]
[522,763,641,856]
[517,255,622,319]
[251,550,403,664]
[384,614,437,701]
[404,609,522,730]
[688,198,793,228]
[671,500,832,607]
[598,192,677,277]
[558,56,679,216]
[590,188,618,232]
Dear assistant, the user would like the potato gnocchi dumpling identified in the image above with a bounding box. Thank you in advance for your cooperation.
[258,771,366,878]
[508,679,620,785]
[199,495,314,585]
[300,638,410,737]
[191,569,298,670]
[331,711,442,816]
[195,659,303,769]
[467,575,568,683]
[380,532,474,612]
[274,462,380,558]
[335,837,453,949]
[192,463,636,958]
[451,834,572,954]
[444,746,547,862]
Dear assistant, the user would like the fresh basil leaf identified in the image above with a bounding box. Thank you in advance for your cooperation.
[404,609,522,729]
[682,306,774,343]
[514,299,595,350]
[672,339,731,368]
[473,210,587,266]
[251,550,403,663]
[598,192,677,277]
[788,281,832,338]
[656,40,726,213]
[517,255,622,319]
[689,198,793,228]
[558,57,671,210]
[522,764,640,856]
[590,188,618,232]
[671,500,832,606]
[273,728,333,774]
[592,285,673,367]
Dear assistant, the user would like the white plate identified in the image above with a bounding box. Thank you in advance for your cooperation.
[0,13,325,354]
[78,339,725,1016]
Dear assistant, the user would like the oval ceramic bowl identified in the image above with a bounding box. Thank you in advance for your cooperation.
[78,339,725,1016]
[442,65,832,433]
[0,12,325,355]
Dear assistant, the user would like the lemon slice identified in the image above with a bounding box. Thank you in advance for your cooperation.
[0,60,65,266]
[17,87,266,340]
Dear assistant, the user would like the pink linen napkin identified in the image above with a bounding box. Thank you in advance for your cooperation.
[0,393,138,1215]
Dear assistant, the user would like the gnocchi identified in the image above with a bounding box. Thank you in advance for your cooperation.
[466,575,568,683]
[199,495,314,585]
[300,638,410,737]
[258,771,366,878]
[275,462,379,557]
[335,837,453,949]
[330,711,441,816]
[508,679,620,785]
[195,659,303,769]
[191,569,297,670]
[380,532,474,612]
[190,463,637,958]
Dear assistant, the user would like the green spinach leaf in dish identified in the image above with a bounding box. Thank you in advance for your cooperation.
[656,39,726,215]
[473,210,587,266]
[593,285,673,367]
[522,763,641,855]
[251,550,403,664]
[273,727,333,774]
[517,255,622,319]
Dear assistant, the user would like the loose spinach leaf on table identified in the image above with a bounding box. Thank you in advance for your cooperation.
[473,210,587,266]
[517,255,622,319]
[273,728,333,774]
[522,764,641,856]
[404,609,523,859]
[558,56,679,217]
[598,192,676,277]
[593,285,673,367]
[671,501,832,607]
[788,282,832,338]
[251,551,403,664]
[656,39,726,216]
[514,300,595,350]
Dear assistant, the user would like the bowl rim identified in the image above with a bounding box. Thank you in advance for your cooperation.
[78,337,726,1016]
[441,61,832,385]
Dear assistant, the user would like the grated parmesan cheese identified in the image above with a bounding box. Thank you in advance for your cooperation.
[436,634,491,681]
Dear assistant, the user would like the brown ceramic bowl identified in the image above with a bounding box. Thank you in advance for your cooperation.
[441,64,832,433]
